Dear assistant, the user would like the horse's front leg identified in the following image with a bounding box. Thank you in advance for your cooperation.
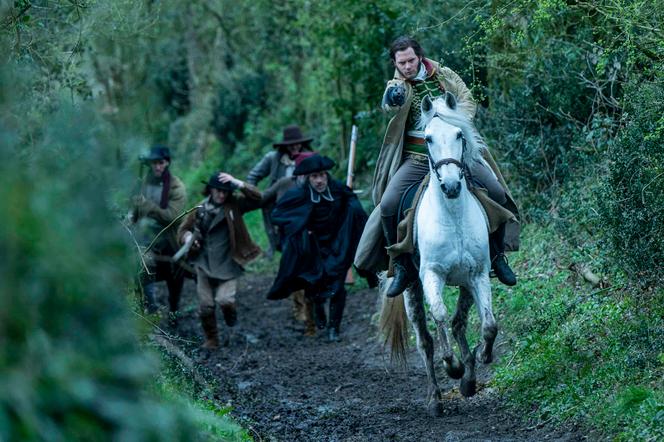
[469,276,498,364]
[421,266,464,380]
[403,283,443,416]
[452,286,477,397]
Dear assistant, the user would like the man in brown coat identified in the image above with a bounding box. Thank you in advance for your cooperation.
[131,145,187,315]
[178,172,261,349]
[355,36,520,297]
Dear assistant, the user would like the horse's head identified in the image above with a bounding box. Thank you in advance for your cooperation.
[420,93,466,199]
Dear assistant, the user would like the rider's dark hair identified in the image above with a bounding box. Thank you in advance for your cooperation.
[389,36,424,61]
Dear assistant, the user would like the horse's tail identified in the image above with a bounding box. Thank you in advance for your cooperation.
[378,274,409,366]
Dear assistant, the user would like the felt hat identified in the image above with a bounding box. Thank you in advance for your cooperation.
[293,154,335,176]
[142,145,171,162]
[202,171,235,194]
[273,125,313,148]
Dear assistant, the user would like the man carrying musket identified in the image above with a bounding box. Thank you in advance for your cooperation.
[178,172,261,349]
[131,145,187,315]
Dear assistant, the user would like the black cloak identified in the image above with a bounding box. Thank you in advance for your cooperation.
[266,178,368,300]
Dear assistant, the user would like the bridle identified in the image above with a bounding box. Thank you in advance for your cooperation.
[425,112,469,183]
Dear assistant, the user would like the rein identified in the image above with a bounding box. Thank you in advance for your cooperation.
[425,112,470,183]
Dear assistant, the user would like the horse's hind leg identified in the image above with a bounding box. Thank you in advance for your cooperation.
[403,284,443,416]
[421,268,464,380]
[452,286,477,397]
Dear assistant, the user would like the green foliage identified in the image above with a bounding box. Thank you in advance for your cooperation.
[154,353,252,442]
[493,225,664,440]
[0,4,249,440]
[597,81,664,286]
[0,82,190,441]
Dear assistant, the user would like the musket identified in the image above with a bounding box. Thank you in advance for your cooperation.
[346,125,358,188]
[172,234,195,262]
[345,124,358,285]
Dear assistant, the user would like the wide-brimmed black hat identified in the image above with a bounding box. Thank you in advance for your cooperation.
[273,125,313,148]
[293,154,335,176]
[142,145,171,162]
[202,172,235,194]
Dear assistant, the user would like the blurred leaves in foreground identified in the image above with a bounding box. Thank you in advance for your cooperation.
[0,50,245,442]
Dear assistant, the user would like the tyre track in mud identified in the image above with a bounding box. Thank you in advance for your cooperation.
[165,273,585,441]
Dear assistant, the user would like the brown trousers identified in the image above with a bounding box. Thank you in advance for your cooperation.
[196,267,237,311]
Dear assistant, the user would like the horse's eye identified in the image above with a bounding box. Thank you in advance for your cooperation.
[425,135,432,144]
[456,131,463,140]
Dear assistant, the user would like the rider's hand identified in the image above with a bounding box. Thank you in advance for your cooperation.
[218,172,244,189]
[385,84,406,107]
[182,231,193,244]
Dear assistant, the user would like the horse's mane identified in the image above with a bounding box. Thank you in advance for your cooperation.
[418,95,487,167]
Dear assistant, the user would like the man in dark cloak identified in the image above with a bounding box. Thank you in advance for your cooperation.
[267,154,368,342]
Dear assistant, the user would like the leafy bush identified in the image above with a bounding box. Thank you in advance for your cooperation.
[0,49,247,442]
[493,225,664,440]
[597,81,664,286]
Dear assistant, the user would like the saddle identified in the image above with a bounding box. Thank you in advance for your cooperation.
[386,173,490,263]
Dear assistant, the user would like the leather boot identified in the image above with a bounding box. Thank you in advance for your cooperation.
[302,297,316,337]
[326,287,346,342]
[291,290,307,322]
[489,223,517,286]
[314,301,327,330]
[221,304,238,327]
[382,215,414,298]
[143,282,159,314]
[386,257,415,297]
[327,327,341,343]
[200,307,219,349]
[166,271,184,314]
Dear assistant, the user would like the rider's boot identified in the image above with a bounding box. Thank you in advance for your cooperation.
[489,223,517,286]
[382,215,414,298]
[387,256,416,297]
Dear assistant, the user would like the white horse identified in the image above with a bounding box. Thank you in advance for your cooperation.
[380,92,497,416]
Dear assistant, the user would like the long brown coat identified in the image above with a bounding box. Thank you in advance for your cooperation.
[354,59,520,273]
[178,185,262,274]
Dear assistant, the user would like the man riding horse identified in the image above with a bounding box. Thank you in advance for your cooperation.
[355,36,520,296]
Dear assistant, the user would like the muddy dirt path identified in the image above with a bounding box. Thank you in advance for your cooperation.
[168,274,584,441]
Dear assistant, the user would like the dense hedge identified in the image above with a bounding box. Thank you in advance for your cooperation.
[0,78,197,439]
[598,81,664,286]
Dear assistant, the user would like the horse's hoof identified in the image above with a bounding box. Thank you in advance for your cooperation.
[481,351,493,364]
[427,400,444,417]
[460,378,476,397]
[443,359,465,379]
